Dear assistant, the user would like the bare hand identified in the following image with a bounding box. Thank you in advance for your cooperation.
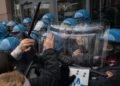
[72,49,82,56]
[44,32,54,49]
[18,38,35,52]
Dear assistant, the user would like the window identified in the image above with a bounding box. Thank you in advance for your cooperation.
[39,3,50,19]
[57,0,86,21]
[92,0,120,28]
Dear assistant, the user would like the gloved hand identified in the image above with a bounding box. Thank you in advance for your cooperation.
[61,65,76,86]
[68,75,76,85]
[59,53,73,65]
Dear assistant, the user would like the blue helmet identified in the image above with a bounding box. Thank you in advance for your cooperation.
[63,18,78,26]
[0,39,2,43]
[0,25,8,39]
[7,21,17,27]
[74,9,91,22]
[23,18,32,24]
[34,20,48,31]
[42,19,50,25]
[101,28,120,43]
[12,24,26,32]
[30,30,41,42]
[42,13,55,22]
[43,32,63,51]
[2,21,8,25]
[0,37,20,52]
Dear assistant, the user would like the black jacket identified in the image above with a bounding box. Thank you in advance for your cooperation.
[29,49,61,86]
[89,67,120,86]
[89,61,120,86]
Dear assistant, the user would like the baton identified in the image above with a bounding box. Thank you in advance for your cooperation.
[24,2,41,76]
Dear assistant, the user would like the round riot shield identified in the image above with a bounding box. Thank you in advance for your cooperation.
[49,20,110,68]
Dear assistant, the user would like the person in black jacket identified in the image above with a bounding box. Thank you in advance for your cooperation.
[0,32,61,86]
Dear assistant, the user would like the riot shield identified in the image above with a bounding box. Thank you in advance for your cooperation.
[49,20,110,68]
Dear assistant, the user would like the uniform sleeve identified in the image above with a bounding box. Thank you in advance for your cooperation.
[72,55,102,66]
[29,49,61,86]
[72,54,95,66]
[90,69,120,86]
[58,52,73,65]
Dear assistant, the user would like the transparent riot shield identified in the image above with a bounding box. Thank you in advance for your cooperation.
[48,20,110,86]
[47,20,62,32]
[49,20,110,68]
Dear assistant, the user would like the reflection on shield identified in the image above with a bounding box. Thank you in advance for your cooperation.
[46,20,110,67]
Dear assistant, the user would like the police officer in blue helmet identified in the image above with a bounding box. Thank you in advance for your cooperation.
[101,28,120,66]
[62,18,78,26]
[34,19,49,36]
[0,37,20,53]
[9,24,27,37]
[42,13,55,24]
[55,18,78,65]
[74,9,91,23]
[89,28,120,86]
[23,18,32,31]
[33,20,50,54]
[12,24,26,33]
[2,21,8,28]
[7,20,17,33]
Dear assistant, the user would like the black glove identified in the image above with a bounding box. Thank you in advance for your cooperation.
[59,53,73,65]
[68,75,76,85]
[61,65,76,86]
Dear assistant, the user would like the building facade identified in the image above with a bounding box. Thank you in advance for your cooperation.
[1,0,120,22]
[18,0,58,21]
[0,0,14,21]
[18,0,90,21]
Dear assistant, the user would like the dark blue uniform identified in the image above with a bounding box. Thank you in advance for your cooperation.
[89,60,120,86]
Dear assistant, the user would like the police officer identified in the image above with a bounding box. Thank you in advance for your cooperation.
[0,37,20,53]
[2,21,8,29]
[42,13,55,24]
[23,18,32,31]
[89,28,120,86]
[7,20,18,33]
[34,19,50,36]
[57,18,78,65]
[74,9,91,23]
[9,24,27,37]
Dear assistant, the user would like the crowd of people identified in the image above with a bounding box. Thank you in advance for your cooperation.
[0,8,120,86]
